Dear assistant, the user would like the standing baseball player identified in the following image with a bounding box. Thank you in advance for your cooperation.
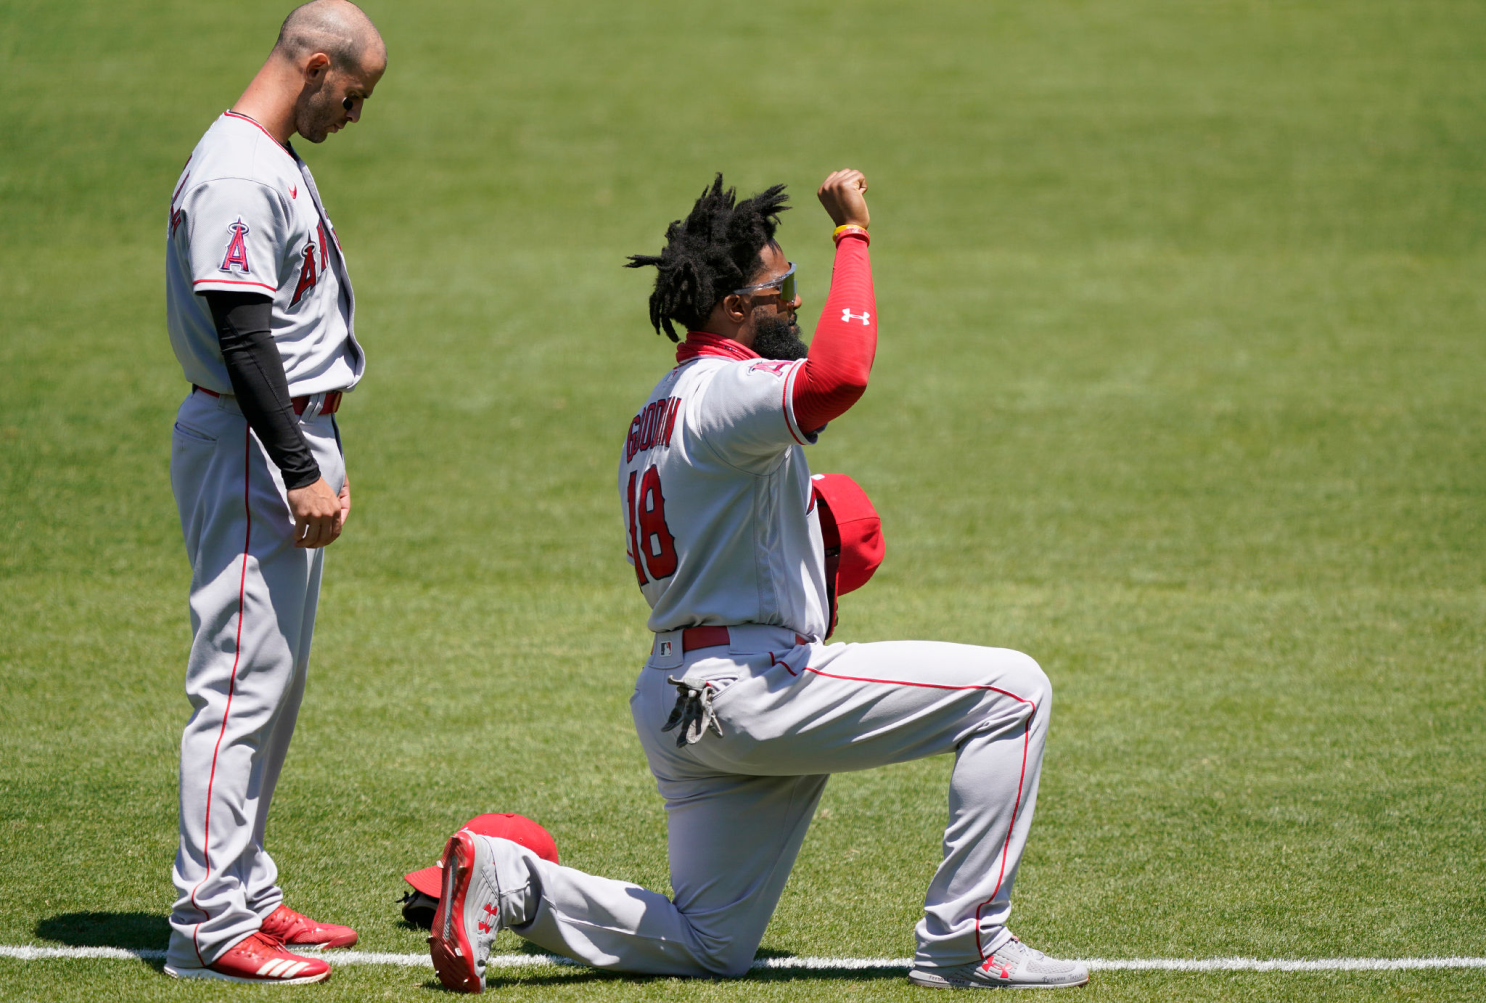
[162,2,385,984]
[428,171,1088,991]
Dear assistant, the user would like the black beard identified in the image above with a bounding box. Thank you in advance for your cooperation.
[752,315,809,361]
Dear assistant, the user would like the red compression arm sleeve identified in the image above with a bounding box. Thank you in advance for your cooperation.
[793,233,877,433]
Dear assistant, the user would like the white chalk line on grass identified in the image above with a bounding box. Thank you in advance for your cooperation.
[2,945,1485,973]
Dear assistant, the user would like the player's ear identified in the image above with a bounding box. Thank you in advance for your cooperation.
[721,293,748,323]
[303,52,331,83]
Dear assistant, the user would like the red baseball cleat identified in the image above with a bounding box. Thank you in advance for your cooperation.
[260,904,359,949]
[163,931,331,984]
[429,828,503,994]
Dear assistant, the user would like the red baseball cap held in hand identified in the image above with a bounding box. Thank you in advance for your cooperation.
[404,813,560,898]
[811,473,885,637]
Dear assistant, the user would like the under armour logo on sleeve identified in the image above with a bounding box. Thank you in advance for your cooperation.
[841,309,871,325]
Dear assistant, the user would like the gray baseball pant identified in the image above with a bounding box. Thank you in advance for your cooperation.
[165,389,345,969]
[477,624,1050,976]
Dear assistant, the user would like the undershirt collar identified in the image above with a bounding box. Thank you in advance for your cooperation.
[675,331,759,364]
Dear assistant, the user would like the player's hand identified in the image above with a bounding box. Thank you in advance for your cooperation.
[288,476,342,549]
[337,474,351,532]
[323,473,351,545]
[818,169,869,229]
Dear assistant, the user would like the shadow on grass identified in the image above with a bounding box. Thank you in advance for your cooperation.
[35,912,169,951]
[34,912,169,972]
[423,947,906,992]
[483,968,905,988]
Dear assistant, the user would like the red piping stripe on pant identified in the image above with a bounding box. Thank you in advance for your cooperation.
[187,430,253,965]
[797,663,1036,962]
[973,714,1031,963]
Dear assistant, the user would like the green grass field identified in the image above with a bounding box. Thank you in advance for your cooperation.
[3,0,1485,999]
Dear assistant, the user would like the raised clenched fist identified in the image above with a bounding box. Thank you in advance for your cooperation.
[817,169,869,230]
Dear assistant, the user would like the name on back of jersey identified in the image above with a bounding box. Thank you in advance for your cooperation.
[625,396,682,462]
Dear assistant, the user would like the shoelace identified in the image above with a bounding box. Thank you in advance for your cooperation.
[981,935,1028,974]
[239,931,288,956]
[263,908,324,942]
[661,676,724,747]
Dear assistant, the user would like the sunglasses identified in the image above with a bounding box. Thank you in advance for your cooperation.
[733,262,796,303]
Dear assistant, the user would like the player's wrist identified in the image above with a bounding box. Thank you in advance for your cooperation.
[833,224,870,246]
[283,467,325,493]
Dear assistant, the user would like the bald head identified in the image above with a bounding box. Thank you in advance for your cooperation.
[274,0,386,73]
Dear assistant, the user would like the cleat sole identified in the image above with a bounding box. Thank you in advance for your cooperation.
[429,831,483,993]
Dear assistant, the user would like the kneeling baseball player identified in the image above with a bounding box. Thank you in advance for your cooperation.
[429,170,1087,991]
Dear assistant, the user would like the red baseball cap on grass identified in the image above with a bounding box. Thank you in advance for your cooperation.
[404,813,560,898]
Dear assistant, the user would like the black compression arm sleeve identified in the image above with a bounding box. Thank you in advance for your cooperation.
[203,290,322,491]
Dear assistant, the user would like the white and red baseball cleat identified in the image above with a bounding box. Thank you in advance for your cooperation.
[428,828,502,994]
[163,931,331,984]
[260,903,359,949]
[908,935,1089,989]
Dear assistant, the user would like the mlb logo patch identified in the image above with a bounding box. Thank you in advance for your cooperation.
[660,641,673,656]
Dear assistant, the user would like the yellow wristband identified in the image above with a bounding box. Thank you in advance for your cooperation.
[833,224,870,245]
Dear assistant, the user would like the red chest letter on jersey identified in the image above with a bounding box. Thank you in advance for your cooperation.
[291,241,318,305]
[169,170,190,238]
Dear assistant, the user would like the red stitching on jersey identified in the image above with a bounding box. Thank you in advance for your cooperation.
[223,111,295,158]
[782,361,807,445]
[193,278,276,293]
[189,430,254,965]
[798,661,1036,960]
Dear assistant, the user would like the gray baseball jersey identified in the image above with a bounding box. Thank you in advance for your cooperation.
[620,350,830,638]
[166,110,364,395]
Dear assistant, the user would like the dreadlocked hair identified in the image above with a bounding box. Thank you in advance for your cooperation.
[626,174,790,342]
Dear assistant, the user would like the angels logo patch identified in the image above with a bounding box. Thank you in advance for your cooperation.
[749,360,795,378]
[219,218,251,274]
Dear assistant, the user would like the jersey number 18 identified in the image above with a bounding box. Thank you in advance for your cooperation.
[627,466,678,586]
